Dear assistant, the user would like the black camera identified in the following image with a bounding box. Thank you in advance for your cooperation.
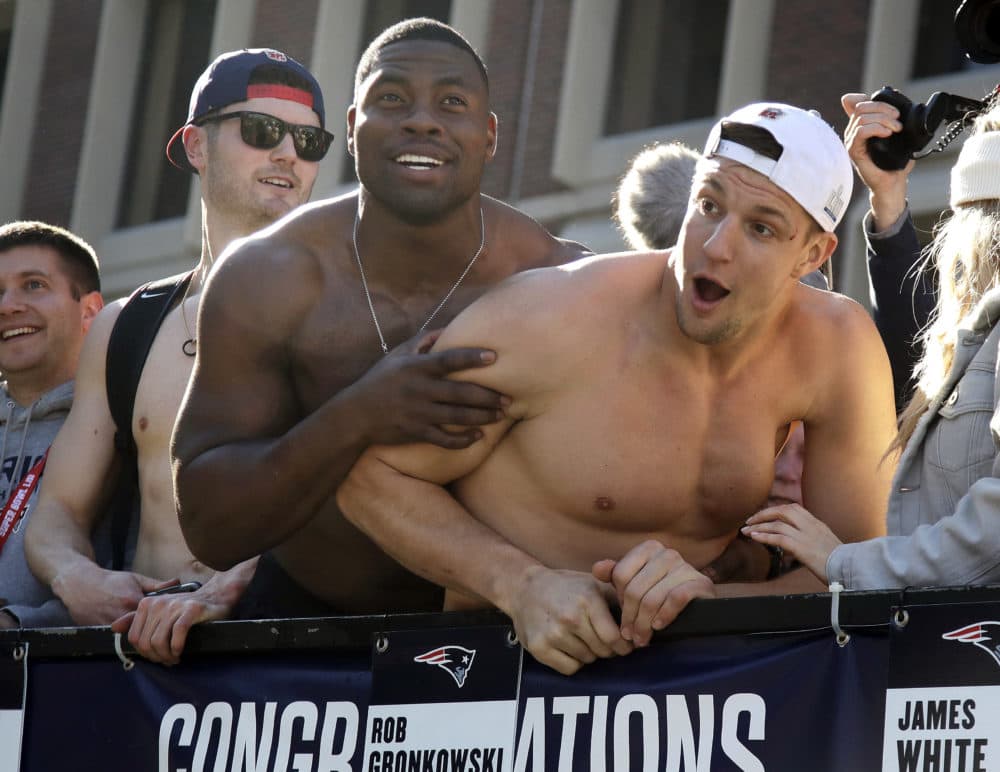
[864,1,1000,170]
[956,0,1000,63]
[867,86,988,170]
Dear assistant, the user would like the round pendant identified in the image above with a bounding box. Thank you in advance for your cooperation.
[182,338,197,357]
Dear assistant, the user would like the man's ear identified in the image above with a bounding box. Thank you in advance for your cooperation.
[486,112,498,160]
[79,291,104,334]
[793,231,837,280]
[183,125,209,173]
[346,105,357,157]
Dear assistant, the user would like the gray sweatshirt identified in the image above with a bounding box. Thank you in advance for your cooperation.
[0,380,74,627]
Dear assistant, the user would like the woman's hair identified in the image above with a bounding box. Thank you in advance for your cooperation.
[893,104,1000,453]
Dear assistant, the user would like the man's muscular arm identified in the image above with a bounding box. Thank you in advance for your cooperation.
[720,297,898,597]
[794,298,896,542]
[172,236,506,570]
[337,266,632,675]
[25,304,167,625]
[341,448,631,675]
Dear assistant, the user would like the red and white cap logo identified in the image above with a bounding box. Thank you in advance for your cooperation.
[264,49,288,62]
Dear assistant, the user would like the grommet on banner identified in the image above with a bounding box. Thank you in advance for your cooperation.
[505,628,518,647]
[829,581,850,646]
[12,644,25,662]
[375,633,389,654]
[113,632,134,671]
[892,586,912,630]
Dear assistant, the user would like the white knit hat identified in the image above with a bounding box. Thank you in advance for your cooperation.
[704,103,854,232]
[950,132,1000,207]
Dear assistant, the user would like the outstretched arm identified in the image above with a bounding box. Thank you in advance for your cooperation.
[340,450,632,675]
[25,304,168,625]
[337,268,632,675]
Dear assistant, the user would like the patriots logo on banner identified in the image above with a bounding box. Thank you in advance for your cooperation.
[941,621,1000,668]
[413,645,476,687]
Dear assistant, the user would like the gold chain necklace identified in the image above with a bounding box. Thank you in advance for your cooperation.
[351,207,486,354]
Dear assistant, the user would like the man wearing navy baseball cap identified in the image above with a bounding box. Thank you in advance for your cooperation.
[165,48,330,174]
[322,101,900,675]
[26,48,329,666]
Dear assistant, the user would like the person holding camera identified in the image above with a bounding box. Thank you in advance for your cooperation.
[743,98,1000,589]
[839,92,937,413]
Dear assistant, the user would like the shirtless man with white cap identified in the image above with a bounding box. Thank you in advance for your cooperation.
[338,102,898,675]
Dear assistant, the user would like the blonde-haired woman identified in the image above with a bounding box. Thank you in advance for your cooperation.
[743,100,1000,588]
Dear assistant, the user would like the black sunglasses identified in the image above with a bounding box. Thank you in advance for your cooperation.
[195,110,334,162]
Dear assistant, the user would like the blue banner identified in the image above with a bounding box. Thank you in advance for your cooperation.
[16,627,892,771]
[0,643,26,771]
[883,601,1000,771]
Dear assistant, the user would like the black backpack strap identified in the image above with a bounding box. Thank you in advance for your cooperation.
[104,271,192,569]
[106,271,192,455]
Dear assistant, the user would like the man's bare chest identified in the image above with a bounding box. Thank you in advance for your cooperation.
[484,368,796,531]
[288,281,500,410]
[131,306,195,454]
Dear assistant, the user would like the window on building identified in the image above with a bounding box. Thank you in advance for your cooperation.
[362,0,451,44]
[0,2,15,110]
[339,0,452,184]
[116,0,217,229]
[912,0,991,78]
[603,0,729,136]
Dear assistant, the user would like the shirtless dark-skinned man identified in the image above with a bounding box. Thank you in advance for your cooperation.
[172,19,590,622]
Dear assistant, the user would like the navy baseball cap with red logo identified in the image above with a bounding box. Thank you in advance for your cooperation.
[166,48,326,173]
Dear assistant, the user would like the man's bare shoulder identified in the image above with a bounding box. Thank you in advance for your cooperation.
[793,285,881,338]
[484,196,592,270]
[217,195,354,275]
[443,250,666,346]
[206,195,357,322]
[790,285,891,377]
[79,297,128,366]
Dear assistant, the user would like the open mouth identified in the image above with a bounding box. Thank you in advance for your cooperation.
[694,277,730,304]
[395,154,444,171]
[1,326,39,341]
[260,176,293,189]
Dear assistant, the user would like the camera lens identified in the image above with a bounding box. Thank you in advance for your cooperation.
[956,0,1000,63]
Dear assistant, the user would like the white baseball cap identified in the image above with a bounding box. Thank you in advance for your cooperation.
[703,102,854,232]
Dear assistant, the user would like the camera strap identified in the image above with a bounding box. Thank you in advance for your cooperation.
[0,451,48,558]
[917,85,999,161]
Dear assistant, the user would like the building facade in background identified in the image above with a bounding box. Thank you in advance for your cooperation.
[1,0,998,302]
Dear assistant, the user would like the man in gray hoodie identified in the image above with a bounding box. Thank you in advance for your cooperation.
[0,220,103,629]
